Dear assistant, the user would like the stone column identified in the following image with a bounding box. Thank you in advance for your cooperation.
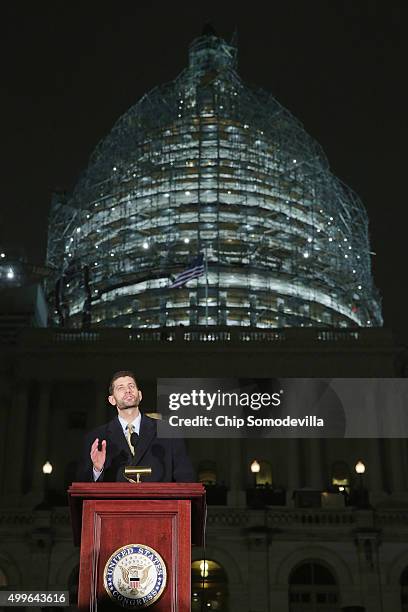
[306,438,324,489]
[246,529,271,612]
[388,439,406,494]
[94,383,109,428]
[354,523,383,612]
[0,390,8,497]
[31,382,51,501]
[287,438,300,491]
[28,511,53,588]
[226,439,246,506]
[367,439,383,494]
[4,381,29,500]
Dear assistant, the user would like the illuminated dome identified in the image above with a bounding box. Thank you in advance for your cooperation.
[47,28,382,329]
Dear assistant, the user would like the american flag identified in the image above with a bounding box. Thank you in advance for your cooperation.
[170,254,205,288]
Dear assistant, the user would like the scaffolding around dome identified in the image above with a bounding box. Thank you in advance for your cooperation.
[47,30,382,329]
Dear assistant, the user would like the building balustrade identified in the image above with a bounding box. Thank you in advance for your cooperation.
[1,505,408,536]
[16,326,393,348]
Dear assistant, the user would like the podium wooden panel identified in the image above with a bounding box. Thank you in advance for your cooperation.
[68,483,206,611]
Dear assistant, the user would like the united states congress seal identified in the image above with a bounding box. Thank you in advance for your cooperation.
[103,544,167,608]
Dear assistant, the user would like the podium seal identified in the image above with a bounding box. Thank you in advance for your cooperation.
[103,544,167,608]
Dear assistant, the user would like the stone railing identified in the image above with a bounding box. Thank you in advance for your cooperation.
[16,326,393,348]
[375,510,408,526]
[0,511,35,526]
[266,509,356,527]
[1,506,408,534]
[207,507,361,531]
[207,508,250,527]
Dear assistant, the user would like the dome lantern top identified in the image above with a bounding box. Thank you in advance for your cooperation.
[188,26,238,75]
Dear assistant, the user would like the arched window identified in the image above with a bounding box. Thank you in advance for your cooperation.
[331,461,351,494]
[401,566,408,611]
[0,567,8,588]
[255,460,272,486]
[198,461,228,505]
[192,559,228,611]
[198,461,217,485]
[289,561,340,611]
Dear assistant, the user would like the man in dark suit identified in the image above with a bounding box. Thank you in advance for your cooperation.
[76,370,195,482]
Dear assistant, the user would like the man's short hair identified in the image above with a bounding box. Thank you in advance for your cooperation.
[109,371,139,395]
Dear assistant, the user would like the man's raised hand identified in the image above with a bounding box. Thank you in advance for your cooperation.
[90,438,106,472]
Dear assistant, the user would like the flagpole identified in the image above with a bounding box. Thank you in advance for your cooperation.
[204,244,209,326]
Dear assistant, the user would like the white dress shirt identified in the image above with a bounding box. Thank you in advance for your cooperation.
[93,413,142,481]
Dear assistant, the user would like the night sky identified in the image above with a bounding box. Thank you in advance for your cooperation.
[2,2,406,340]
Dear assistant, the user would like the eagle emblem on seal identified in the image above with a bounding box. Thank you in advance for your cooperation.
[104,544,167,608]
[119,563,153,594]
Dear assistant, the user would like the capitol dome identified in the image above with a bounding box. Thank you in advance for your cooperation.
[47,27,382,329]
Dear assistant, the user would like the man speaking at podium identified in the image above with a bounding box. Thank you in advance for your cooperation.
[76,370,195,483]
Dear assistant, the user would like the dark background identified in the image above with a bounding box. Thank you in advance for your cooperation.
[1,1,406,339]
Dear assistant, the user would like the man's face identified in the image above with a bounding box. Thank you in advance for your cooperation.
[108,376,142,412]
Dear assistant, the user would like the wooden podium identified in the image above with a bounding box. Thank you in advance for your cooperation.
[68,483,206,611]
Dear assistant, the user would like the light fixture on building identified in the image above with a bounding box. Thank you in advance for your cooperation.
[42,461,53,475]
[354,460,369,508]
[251,460,260,473]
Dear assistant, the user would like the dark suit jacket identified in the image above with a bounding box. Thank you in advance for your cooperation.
[76,414,195,483]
